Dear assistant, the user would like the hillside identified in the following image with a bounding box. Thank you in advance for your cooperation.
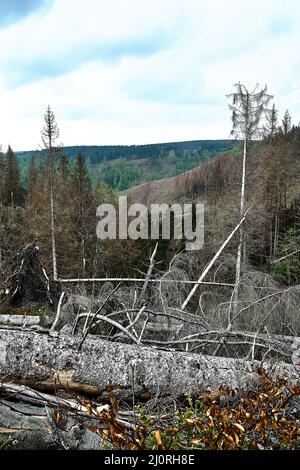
[16,139,233,191]
[124,140,300,208]
[124,133,300,274]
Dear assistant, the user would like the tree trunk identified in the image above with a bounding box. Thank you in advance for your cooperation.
[232,138,247,316]
[0,397,102,449]
[50,184,58,281]
[0,328,299,399]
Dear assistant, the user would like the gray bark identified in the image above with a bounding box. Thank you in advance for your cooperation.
[0,327,299,399]
[0,399,102,450]
[0,315,40,327]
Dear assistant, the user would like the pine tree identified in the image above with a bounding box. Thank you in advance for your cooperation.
[59,154,70,183]
[27,157,39,196]
[41,105,60,280]
[0,147,5,272]
[263,103,278,138]
[0,146,5,207]
[282,110,292,136]
[4,145,22,207]
[71,153,94,278]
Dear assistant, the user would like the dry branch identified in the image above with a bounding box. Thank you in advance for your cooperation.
[181,204,254,309]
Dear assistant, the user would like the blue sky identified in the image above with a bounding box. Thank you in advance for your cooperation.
[0,0,300,150]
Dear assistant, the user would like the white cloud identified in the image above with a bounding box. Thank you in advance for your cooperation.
[0,0,300,150]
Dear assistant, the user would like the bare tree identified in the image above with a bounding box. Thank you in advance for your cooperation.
[227,83,273,312]
[263,103,278,138]
[41,106,60,280]
[282,109,292,136]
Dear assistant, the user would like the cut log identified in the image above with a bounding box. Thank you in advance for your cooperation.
[0,328,299,399]
[0,399,102,449]
[0,315,40,327]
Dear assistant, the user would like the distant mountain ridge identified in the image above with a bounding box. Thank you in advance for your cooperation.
[16,139,235,191]
[16,139,232,161]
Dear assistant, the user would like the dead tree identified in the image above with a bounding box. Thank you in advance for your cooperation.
[41,106,60,280]
[0,241,61,309]
[0,327,299,399]
[227,83,273,314]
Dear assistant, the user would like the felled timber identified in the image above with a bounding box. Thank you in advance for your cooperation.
[0,327,299,399]
[0,315,40,327]
[0,395,102,450]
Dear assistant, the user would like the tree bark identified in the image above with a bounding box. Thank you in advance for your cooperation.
[0,315,40,327]
[0,397,102,449]
[0,328,299,399]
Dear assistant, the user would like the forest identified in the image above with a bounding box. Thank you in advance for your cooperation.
[15,139,231,191]
[1,85,300,451]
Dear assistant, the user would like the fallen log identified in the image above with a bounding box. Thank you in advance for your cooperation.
[0,328,299,399]
[0,315,40,327]
[0,397,102,449]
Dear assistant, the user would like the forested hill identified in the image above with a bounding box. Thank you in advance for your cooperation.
[16,139,232,191]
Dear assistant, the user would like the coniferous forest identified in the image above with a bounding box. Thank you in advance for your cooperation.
[1,95,300,452]
[1,1,300,457]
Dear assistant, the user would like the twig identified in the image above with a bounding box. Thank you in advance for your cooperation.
[140,243,158,301]
[78,283,121,350]
[58,277,235,287]
[138,316,149,344]
[87,313,139,344]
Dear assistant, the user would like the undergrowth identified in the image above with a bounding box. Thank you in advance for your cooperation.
[86,369,300,450]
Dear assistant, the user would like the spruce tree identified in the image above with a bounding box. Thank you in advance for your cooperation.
[0,146,5,207]
[0,147,5,272]
[41,105,60,280]
[4,145,22,207]
[59,154,70,183]
[263,103,278,138]
[27,157,38,196]
[282,110,292,136]
[70,153,94,277]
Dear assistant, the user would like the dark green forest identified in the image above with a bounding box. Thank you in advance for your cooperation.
[16,140,232,191]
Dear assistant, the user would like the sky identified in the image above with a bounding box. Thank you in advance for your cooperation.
[0,0,300,151]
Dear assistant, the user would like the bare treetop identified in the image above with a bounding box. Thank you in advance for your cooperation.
[227,82,273,140]
[41,105,59,149]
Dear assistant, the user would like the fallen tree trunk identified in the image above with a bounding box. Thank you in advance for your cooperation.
[0,397,102,450]
[0,315,40,327]
[0,328,299,399]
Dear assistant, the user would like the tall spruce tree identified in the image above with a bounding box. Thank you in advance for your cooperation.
[59,154,70,183]
[282,110,292,136]
[263,103,278,138]
[71,153,93,278]
[27,157,38,196]
[0,146,5,272]
[4,145,22,207]
[41,105,60,280]
[0,146,5,207]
